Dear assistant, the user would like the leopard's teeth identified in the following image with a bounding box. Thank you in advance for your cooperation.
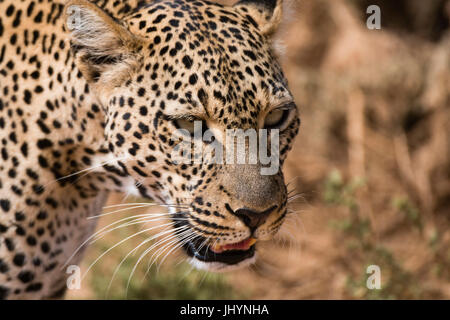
[209,238,257,253]
[210,244,224,253]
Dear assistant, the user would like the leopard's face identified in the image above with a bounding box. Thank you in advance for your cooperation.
[67,0,299,271]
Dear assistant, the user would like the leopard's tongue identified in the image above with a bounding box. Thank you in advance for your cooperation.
[210,238,257,253]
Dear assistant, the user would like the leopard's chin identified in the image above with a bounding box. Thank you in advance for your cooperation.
[181,237,257,272]
[189,254,256,272]
[188,252,257,272]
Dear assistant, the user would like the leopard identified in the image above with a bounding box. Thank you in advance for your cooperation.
[0,0,300,299]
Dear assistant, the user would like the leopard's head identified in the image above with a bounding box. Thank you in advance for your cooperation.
[65,0,300,271]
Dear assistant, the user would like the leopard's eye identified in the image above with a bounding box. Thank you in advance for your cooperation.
[173,118,207,137]
[264,108,292,130]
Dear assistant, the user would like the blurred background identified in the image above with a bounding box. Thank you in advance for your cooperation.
[68,0,450,299]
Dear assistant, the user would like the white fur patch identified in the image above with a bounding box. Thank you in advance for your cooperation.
[189,254,257,272]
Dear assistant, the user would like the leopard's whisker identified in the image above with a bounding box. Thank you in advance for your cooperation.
[141,232,197,284]
[125,230,198,296]
[177,262,196,284]
[103,202,188,209]
[154,228,204,273]
[89,204,188,219]
[152,232,201,276]
[146,230,198,269]
[142,227,194,270]
[105,225,190,297]
[147,231,200,273]
[195,236,211,253]
[285,177,300,189]
[62,212,167,269]
[285,225,301,256]
[287,193,305,203]
[90,215,189,243]
[88,205,165,219]
[109,202,187,210]
[81,221,180,281]
[87,213,180,244]
[154,231,198,274]
[198,265,210,287]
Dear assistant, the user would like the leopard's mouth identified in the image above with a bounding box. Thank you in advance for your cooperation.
[209,237,257,254]
[183,237,257,266]
[170,213,258,271]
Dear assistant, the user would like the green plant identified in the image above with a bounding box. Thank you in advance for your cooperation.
[324,169,423,299]
[324,169,365,211]
[392,196,422,231]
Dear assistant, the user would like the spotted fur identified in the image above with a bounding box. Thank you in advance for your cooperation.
[0,0,300,299]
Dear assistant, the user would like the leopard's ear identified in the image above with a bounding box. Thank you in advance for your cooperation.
[64,0,142,87]
[234,0,283,36]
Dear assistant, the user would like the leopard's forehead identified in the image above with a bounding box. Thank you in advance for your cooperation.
[124,0,292,128]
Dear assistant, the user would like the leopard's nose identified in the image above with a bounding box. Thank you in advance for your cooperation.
[233,205,277,231]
